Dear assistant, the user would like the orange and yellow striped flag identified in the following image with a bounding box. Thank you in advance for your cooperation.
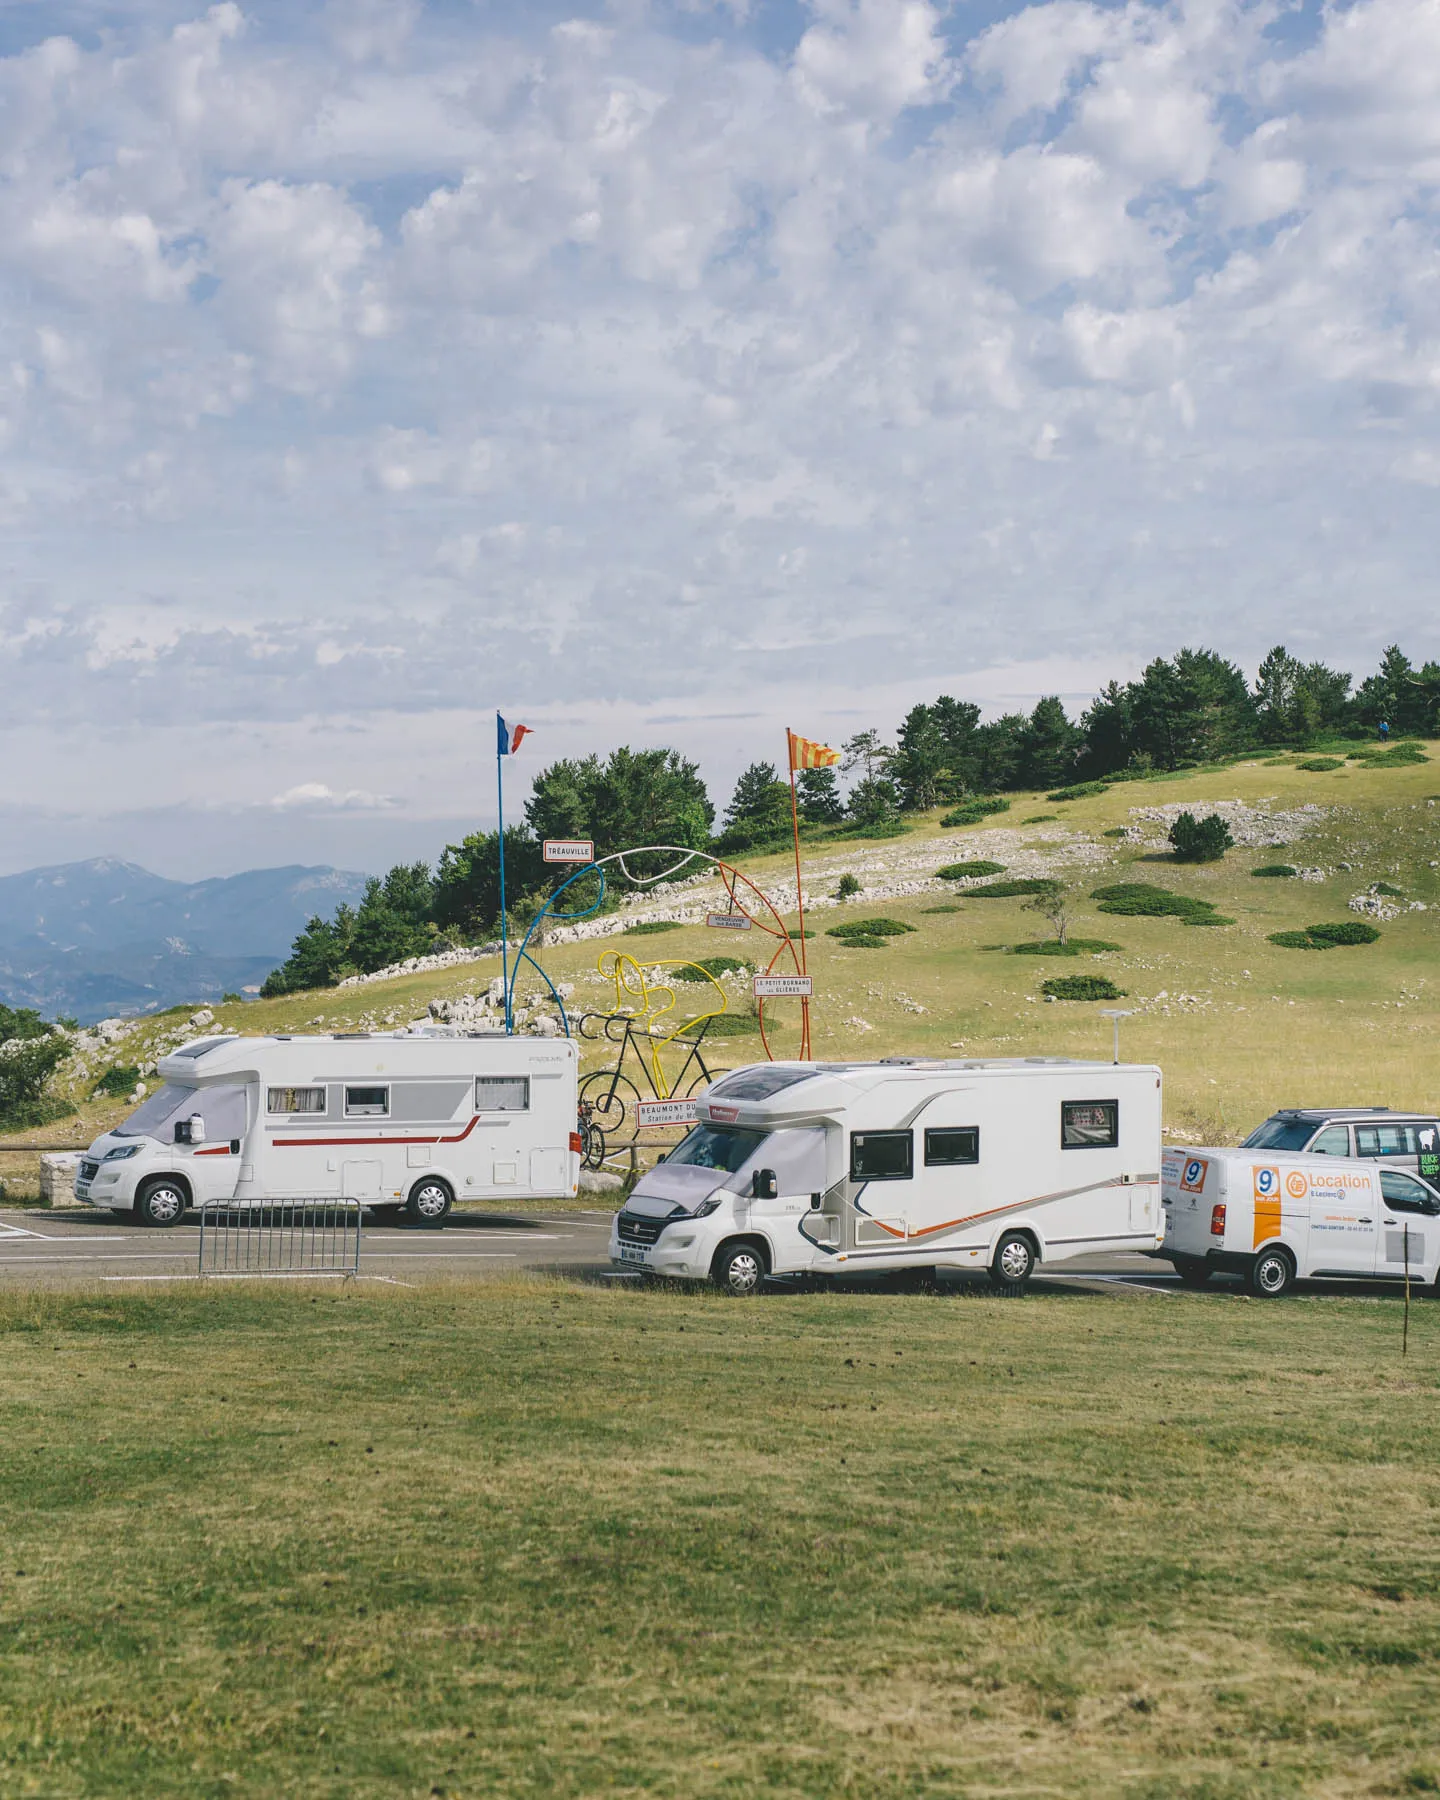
[788,729,841,770]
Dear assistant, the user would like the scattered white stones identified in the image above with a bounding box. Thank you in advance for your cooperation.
[1124,799,1329,849]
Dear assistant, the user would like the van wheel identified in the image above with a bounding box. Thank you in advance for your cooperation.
[989,1232,1035,1292]
[1173,1257,1213,1288]
[136,1179,188,1228]
[406,1179,453,1229]
[1248,1246,1295,1298]
[712,1241,766,1296]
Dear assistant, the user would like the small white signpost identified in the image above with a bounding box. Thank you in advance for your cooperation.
[543,839,595,864]
[753,974,813,998]
[706,912,752,931]
[635,1098,698,1129]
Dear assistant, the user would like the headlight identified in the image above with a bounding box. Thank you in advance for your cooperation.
[692,1197,722,1218]
[103,1144,142,1162]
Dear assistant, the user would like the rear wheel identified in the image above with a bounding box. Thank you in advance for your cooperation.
[1248,1245,1295,1298]
[989,1232,1035,1293]
[712,1240,767,1297]
[406,1178,453,1229]
[1173,1257,1213,1288]
[136,1179,188,1228]
[579,1071,641,1136]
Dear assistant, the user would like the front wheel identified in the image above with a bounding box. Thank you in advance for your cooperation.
[406,1178,453,1229]
[1248,1245,1295,1298]
[136,1179,188,1228]
[712,1241,767,1297]
[579,1071,641,1136]
[989,1232,1035,1292]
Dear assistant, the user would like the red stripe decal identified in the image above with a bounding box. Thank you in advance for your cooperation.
[272,1114,485,1150]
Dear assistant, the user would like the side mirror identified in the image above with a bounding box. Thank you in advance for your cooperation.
[656,1152,667,1164]
[751,1168,778,1200]
[175,1115,205,1146]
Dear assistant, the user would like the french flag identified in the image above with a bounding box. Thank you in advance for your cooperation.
[497,713,532,756]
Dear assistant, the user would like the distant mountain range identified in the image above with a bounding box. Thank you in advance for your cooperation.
[0,859,369,1024]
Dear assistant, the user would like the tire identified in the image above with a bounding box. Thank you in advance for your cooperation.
[136,1178,189,1228]
[989,1231,1036,1292]
[581,1122,606,1171]
[1248,1245,1295,1298]
[579,1070,641,1136]
[712,1240,767,1297]
[406,1178,453,1229]
[1173,1257,1213,1289]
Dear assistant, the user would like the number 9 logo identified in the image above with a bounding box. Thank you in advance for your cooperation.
[1256,1168,1276,1196]
[1185,1160,1203,1186]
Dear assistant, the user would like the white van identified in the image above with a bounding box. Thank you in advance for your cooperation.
[1162,1146,1440,1295]
[75,1032,580,1227]
[611,1057,1164,1293]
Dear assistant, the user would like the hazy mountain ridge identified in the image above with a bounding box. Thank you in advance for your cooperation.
[0,859,369,1022]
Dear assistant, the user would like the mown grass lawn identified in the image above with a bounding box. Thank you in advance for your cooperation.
[3,1277,1440,1798]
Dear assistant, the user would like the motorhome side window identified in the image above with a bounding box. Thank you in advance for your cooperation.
[1061,1101,1119,1149]
[925,1127,979,1166]
[475,1076,529,1112]
[267,1086,324,1115]
[850,1131,913,1181]
[344,1086,389,1118]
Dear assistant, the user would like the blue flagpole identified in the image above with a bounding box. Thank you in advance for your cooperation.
[497,726,511,1034]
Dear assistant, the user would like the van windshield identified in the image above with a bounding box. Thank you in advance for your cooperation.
[114,1084,199,1139]
[666,1124,769,1173]
[1242,1117,1316,1153]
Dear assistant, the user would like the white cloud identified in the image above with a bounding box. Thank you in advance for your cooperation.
[1,0,1440,874]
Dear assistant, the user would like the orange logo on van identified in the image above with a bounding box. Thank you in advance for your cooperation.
[1285,1170,1309,1200]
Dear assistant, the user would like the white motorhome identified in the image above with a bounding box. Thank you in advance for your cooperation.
[1162,1145,1440,1296]
[75,1032,580,1227]
[611,1057,1164,1293]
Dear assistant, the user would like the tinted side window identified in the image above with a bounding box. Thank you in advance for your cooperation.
[344,1086,389,1117]
[1309,1126,1351,1156]
[1356,1125,1417,1158]
[925,1127,979,1166]
[1062,1101,1119,1150]
[851,1131,913,1181]
[1380,1170,1439,1214]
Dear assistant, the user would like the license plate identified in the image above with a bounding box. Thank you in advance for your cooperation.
[619,1245,649,1264]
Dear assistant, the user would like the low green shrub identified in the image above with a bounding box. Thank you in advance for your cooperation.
[966,879,1061,898]
[686,1011,761,1036]
[1041,975,1128,1001]
[922,904,964,914]
[1022,814,1058,824]
[1374,882,1406,897]
[827,918,916,938]
[672,956,748,982]
[1354,742,1429,767]
[941,797,1011,826]
[1252,864,1297,878]
[1010,938,1122,956]
[1102,827,1129,839]
[1091,882,1220,923]
[835,934,888,949]
[1268,921,1383,950]
[624,920,682,935]
[1297,757,1345,772]
[92,1065,141,1097]
[935,860,1006,880]
[834,873,862,900]
[1169,811,1234,862]
[1047,781,1110,802]
[831,821,910,840]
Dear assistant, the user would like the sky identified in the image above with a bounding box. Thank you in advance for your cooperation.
[1,0,1438,880]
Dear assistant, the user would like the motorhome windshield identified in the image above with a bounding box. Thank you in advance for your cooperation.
[666,1124,769,1173]
[113,1084,199,1138]
[1242,1117,1316,1152]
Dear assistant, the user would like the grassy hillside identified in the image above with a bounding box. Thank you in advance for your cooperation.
[3,1277,1440,1798]
[4,746,1437,1195]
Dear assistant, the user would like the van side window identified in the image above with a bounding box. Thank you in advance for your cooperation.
[925,1127,979,1166]
[344,1086,389,1118]
[1062,1101,1119,1149]
[267,1086,324,1115]
[1309,1126,1350,1156]
[476,1076,529,1112]
[1380,1170,1440,1215]
[851,1131,913,1181]
[1356,1124,1419,1158]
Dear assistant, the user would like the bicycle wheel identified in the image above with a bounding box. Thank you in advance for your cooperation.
[582,1121,607,1170]
[580,1070,642,1135]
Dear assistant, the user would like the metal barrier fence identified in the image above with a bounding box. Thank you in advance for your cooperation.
[198,1200,362,1279]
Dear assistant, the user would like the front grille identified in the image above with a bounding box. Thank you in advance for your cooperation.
[79,1161,99,1182]
[617,1212,668,1246]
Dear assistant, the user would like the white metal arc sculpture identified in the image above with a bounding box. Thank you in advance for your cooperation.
[505,845,811,1061]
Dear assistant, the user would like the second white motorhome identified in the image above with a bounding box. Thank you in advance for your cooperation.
[75,1031,580,1227]
[611,1056,1164,1293]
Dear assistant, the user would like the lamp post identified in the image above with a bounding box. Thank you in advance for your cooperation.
[1099,1008,1134,1066]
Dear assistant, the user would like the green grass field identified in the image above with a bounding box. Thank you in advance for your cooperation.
[3,1277,1440,1798]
